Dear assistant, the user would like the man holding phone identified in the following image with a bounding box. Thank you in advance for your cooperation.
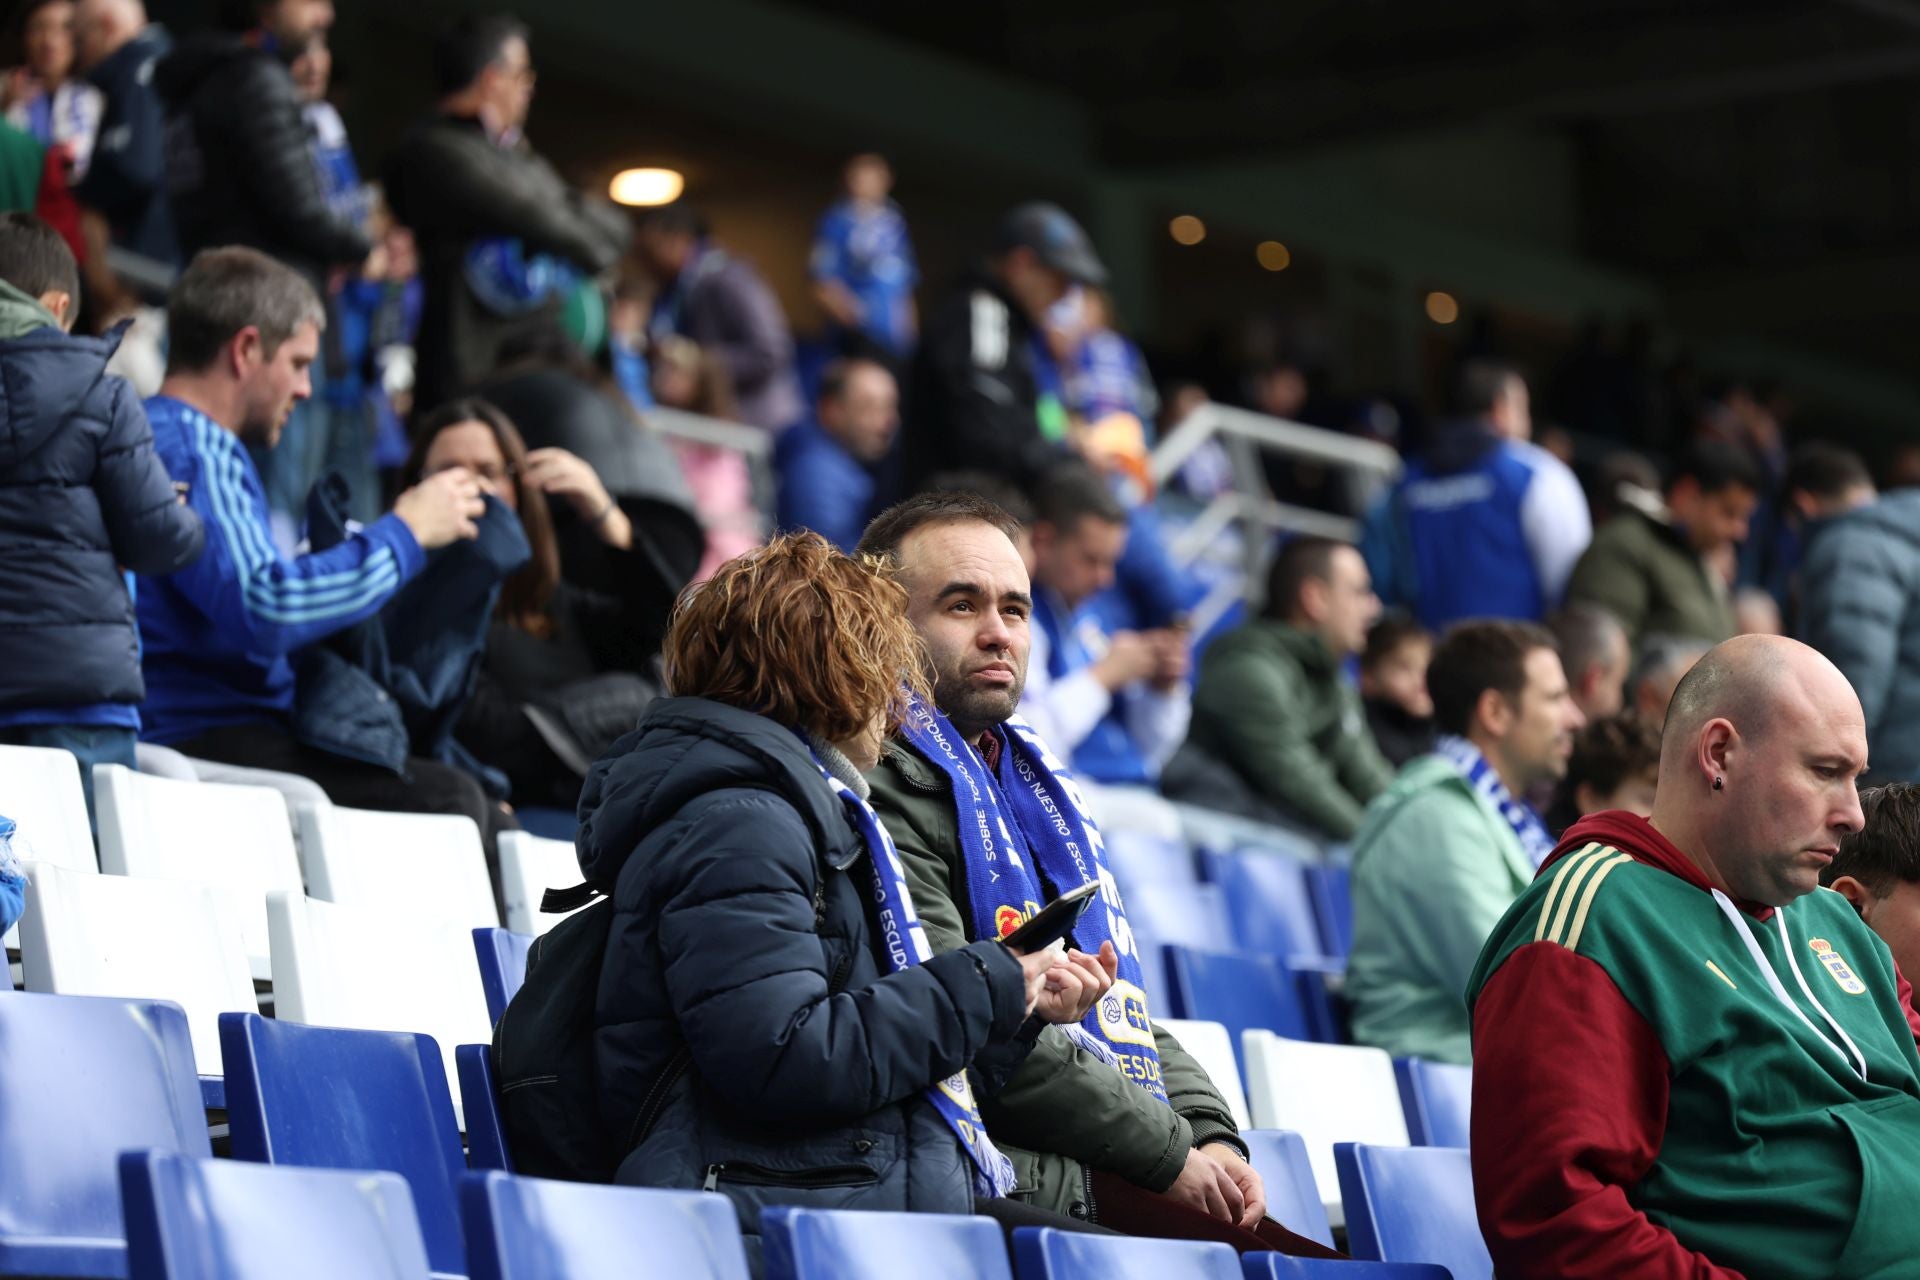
[859,492,1337,1257]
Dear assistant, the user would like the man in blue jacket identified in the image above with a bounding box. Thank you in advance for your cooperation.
[136,246,497,827]
[774,357,898,551]
[74,0,176,268]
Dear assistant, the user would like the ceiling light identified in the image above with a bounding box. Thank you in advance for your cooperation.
[1425,291,1460,325]
[1169,215,1206,246]
[1256,240,1291,271]
[609,168,685,207]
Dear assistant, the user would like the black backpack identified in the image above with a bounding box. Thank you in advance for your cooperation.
[490,883,620,1181]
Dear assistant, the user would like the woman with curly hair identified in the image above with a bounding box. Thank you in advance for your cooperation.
[579,531,1115,1259]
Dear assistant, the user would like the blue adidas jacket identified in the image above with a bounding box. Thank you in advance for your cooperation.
[135,396,426,745]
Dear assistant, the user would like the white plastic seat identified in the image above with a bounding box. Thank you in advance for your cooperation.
[297,804,497,932]
[498,831,588,937]
[1078,782,1185,842]
[1157,1017,1251,1129]
[94,764,303,982]
[265,890,493,1109]
[0,743,98,951]
[1242,1030,1410,1227]
[17,859,255,1077]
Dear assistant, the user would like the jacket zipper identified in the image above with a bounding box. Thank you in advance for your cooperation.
[703,1162,881,1192]
[624,1045,693,1154]
[1080,1163,1099,1223]
[828,950,853,994]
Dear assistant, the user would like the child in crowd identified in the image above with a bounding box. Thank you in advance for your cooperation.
[1359,613,1435,768]
[1547,711,1661,835]
[0,212,202,820]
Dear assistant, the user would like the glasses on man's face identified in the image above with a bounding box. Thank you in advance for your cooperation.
[426,459,518,485]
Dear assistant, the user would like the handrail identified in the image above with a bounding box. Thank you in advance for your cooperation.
[1149,401,1401,489]
[643,406,775,459]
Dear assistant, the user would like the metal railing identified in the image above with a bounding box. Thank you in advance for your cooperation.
[644,405,779,531]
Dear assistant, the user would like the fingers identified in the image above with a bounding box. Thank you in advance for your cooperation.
[1098,940,1119,979]
[1213,1163,1246,1223]
[1200,1171,1233,1222]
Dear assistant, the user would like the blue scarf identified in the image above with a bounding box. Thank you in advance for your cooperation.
[1435,734,1556,868]
[806,749,1017,1197]
[898,695,1169,1104]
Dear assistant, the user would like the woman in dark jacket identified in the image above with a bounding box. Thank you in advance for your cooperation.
[408,397,699,806]
[579,533,1113,1255]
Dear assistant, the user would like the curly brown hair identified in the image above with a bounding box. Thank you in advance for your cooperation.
[660,532,929,744]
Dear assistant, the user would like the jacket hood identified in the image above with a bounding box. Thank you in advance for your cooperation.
[1550,810,1775,920]
[154,31,252,102]
[0,279,60,340]
[0,311,122,466]
[1418,416,1502,475]
[576,697,854,887]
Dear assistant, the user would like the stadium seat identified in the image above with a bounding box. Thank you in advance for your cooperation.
[1201,848,1329,963]
[462,1171,750,1280]
[119,1150,433,1280]
[1396,1059,1472,1149]
[0,742,99,950]
[297,803,499,932]
[1125,883,1234,1015]
[1156,1017,1251,1129]
[220,1012,468,1277]
[497,831,589,937]
[1012,1226,1240,1278]
[1078,782,1185,842]
[266,891,493,1106]
[474,927,533,1024]
[18,861,254,1105]
[1335,1144,1489,1280]
[1238,1131,1334,1249]
[0,993,209,1278]
[94,763,304,983]
[1303,863,1353,958]
[1164,947,1316,1062]
[1243,1033,1409,1227]
[1103,829,1200,888]
[1242,1258,1451,1279]
[761,1207,1011,1280]
[458,1045,513,1172]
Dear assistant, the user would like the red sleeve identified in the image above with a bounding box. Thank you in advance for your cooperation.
[1471,942,1748,1280]
[1896,965,1920,1045]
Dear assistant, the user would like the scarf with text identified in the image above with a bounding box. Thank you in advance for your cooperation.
[1436,733,1556,867]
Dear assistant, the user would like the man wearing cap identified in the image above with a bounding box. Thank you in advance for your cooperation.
[903,202,1107,495]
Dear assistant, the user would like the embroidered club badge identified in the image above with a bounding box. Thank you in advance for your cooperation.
[1809,938,1869,996]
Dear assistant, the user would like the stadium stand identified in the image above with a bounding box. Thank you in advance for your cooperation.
[296,805,499,934]
[761,1208,1010,1280]
[1244,1034,1410,1226]
[461,1172,752,1280]
[1012,1226,1242,1278]
[1394,1059,1473,1150]
[1335,1144,1490,1280]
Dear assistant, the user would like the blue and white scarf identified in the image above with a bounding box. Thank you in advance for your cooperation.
[1435,734,1556,868]
[898,694,1169,1104]
[807,750,1017,1198]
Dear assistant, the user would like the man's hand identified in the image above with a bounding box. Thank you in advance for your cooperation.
[392,468,485,549]
[1091,631,1158,691]
[1202,1142,1267,1229]
[1144,627,1191,692]
[1162,1143,1245,1224]
[1028,942,1119,1025]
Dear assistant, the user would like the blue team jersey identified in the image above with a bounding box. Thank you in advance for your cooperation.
[810,198,918,355]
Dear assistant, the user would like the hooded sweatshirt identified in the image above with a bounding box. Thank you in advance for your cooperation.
[1466,811,1920,1280]
[0,281,202,723]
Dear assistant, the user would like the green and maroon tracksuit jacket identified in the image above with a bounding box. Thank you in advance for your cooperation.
[1466,810,1920,1280]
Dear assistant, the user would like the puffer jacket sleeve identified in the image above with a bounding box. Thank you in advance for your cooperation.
[93,376,202,575]
[647,788,1030,1128]
[1800,512,1915,738]
[225,57,371,267]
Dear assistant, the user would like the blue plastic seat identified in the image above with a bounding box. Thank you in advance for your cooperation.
[1396,1059,1472,1149]
[219,1013,468,1277]
[1013,1226,1239,1278]
[1164,946,1315,1065]
[473,927,534,1025]
[1303,863,1353,959]
[1243,1257,1452,1279]
[1124,881,1236,1015]
[1335,1143,1489,1280]
[119,1150,432,1279]
[458,1045,514,1172]
[462,1170,749,1280]
[1103,830,1200,888]
[1202,849,1328,964]
[0,992,209,1278]
[1238,1131,1333,1249]
[761,1207,1011,1280]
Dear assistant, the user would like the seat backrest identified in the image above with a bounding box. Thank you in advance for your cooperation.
[94,764,303,981]
[1125,882,1234,951]
[18,861,255,1080]
[0,742,96,873]
[458,1044,514,1172]
[1238,1130,1334,1249]
[297,803,498,932]
[497,831,588,937]
[1079,781,1184,841]
[1155,1017,1250,1129]
[1242,1032,1409,1226]
[120,1150,432,1280]
[1303,863,1353,958]
[462,1171,750,1280]
[1397,1059,1472,1149]
[219,1012,468,1277]
[761,1207,1011,1280]
[1165,947,1314,1061]
[1012,1226,1240,1279]
[474,927,534,1025]
[266,891,493,1105]
[1242,1257,1452,1278]
[1204,848,1327,963]
[0,993,209,1278]
[1335,1143,1489,1280]
[1102,830,1200,889]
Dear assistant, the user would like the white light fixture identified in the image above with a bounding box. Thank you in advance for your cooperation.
[609,168,686,207]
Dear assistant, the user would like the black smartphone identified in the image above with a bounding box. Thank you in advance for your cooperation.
[1002,879,1101,954]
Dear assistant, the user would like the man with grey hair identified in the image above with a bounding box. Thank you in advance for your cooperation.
[135,247,496,827]
[74,0,175,266]
[1548,603,1631,722]
[1631,634,1710,729]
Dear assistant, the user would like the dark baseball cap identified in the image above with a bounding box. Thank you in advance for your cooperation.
[993,202,1108,287]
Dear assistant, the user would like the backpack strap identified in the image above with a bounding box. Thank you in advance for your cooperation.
[541,881,607,914]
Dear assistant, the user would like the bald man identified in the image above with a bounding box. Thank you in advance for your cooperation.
[1466,635,1920,1280]
[73,0,176,265]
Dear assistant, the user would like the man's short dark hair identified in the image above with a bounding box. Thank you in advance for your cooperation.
[1031,461,1125,533]
[1454,359,1523,418]
[1548,603,1626,680]
[0,212,78,305]
[165,248,324,376]
[1672,439,1762,498]
[1264,535,1345,621]
[1783,442,1872,505]
[1428,619,1558,738]
[1361,612,1430,673]
[432,13,527,96]
[856,490,1025,565]
[817,357,889,405]
[1823,782,1920,896]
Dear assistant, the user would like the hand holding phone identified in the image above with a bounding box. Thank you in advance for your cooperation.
[1002,879,1100,955]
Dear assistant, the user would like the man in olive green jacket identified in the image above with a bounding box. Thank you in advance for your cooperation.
[1175,536,1393,842]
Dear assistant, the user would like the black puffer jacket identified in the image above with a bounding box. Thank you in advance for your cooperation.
[581,698,1031,1246]
[0,299,203,712]
[155,33,371,281]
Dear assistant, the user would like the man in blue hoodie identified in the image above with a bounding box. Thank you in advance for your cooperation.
[0,211,202,820]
